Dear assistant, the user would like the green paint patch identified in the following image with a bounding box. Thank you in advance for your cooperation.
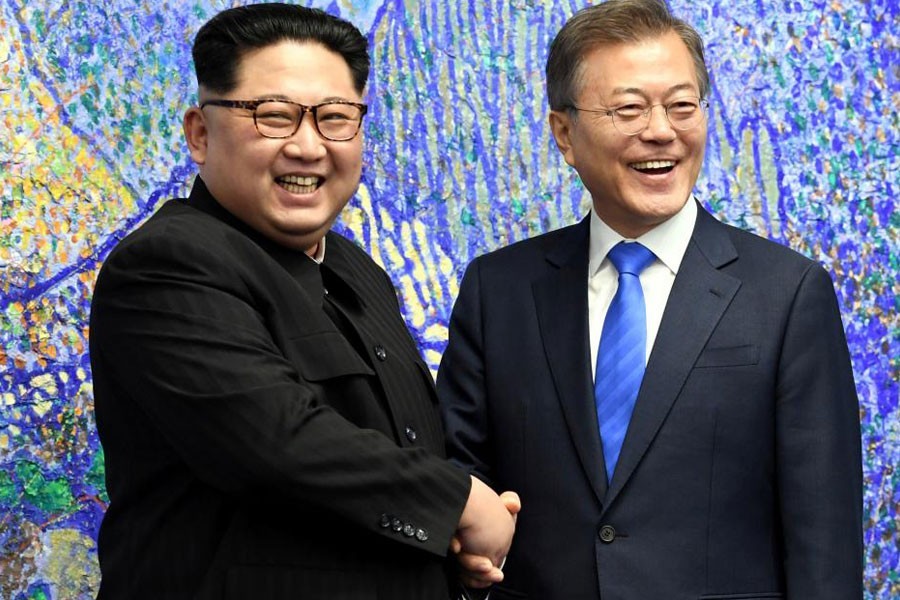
[0,470,17,504]
[16,461,74,514]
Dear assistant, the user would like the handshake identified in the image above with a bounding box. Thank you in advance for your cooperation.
[452,476,521,589]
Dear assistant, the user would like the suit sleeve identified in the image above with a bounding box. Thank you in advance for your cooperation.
[775,262,863,597]
[89,226,470,556]
[436,259,496,600]
[437,259,496,487]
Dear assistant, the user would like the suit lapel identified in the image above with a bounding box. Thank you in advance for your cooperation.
[604,205,741,506]
[532,217,609,503]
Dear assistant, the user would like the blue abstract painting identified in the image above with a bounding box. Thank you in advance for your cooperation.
[0,0,896,597]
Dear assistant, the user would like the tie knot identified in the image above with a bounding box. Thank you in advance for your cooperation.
[607,242,655,276]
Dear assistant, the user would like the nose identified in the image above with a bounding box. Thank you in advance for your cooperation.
[283,111,327,159]
[640,104,677,142]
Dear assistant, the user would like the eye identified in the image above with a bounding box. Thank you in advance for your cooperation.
[257,111,293,122]
[613,104,647,119]
[667,100,699,116]
[255,102,297,125]
[317,105,357,121]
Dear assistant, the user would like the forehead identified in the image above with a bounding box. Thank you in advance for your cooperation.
[232,40,357,98]
[575,32,699,98]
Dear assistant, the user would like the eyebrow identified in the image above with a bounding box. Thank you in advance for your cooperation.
[610,83,697,97]
[249,93,358,103]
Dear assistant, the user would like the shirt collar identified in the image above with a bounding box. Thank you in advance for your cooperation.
[589,196,697,277]
[310,236,326,263]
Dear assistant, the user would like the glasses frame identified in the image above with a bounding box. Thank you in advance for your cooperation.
[566,97,709,136]
[199,98,368,141]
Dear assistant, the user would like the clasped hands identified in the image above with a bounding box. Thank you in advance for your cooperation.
[452,475,521,589]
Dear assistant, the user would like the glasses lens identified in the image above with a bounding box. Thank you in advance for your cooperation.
[253,101,300,138]
[666,99,705,130]
[315,103,364,141]
[612,105,647,135]
[611,98,706,135]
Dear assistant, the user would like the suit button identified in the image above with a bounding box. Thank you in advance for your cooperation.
[374,345,387,361]
[378,514,391,528]
[402,523,416,537]
[405,426,417,443]
[415,528,429,542]
[598,525,616,543]
[391,517,403,532]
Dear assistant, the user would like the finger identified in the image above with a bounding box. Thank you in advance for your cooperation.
[499,491,521,515]
[449,535,462,555]
[457,552,493,573]
[460,575,492,589]
[459,567,504,588]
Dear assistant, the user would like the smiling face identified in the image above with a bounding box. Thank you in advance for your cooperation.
[549,31,707,238]
[183,41,363,253]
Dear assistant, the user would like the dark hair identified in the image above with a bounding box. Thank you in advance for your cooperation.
[546,0,709,110]
[192,3,369,95]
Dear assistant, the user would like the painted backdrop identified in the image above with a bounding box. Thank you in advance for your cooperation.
[0,0,897,598]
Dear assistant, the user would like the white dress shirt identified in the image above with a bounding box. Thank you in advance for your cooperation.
[588,198,697,380]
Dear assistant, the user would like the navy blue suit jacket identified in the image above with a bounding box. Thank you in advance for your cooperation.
[438,203,862,599]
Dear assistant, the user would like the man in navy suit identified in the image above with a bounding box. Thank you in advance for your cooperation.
[438,1,863,598]
[90,4,516,598]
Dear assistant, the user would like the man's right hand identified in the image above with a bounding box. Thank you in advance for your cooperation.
[452,480,521,588]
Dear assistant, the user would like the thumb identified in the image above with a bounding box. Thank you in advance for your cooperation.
[499,491,521,516]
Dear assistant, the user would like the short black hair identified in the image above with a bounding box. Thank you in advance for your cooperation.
[192,3,369,95]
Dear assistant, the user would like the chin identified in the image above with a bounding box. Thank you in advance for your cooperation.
[648,192,690,210]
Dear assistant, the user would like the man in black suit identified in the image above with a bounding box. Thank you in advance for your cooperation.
[438,0,863,598]
[90,4,516,599]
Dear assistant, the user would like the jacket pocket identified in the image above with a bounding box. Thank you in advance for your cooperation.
[694,344,759,368]
[284,331,374,381]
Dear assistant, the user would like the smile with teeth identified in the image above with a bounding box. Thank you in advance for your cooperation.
[277,174,321,194]
[630,160,676,173]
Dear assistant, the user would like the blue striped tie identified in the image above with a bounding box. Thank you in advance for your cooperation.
[595,241,656,483]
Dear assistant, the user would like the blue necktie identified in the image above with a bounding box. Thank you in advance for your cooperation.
[595,241,656,483]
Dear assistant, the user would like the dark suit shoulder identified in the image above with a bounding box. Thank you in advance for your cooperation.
[717,219,828,280]
[109,199,257,259]
[469,219,587,273]
[727,222,815,262]
[692,205,829,280]
[92,199,295,317]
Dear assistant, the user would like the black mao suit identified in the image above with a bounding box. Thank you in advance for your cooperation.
[437,203,862,599]
[90,178,470,599]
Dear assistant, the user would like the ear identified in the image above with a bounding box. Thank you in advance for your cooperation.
[548,110,577,167]
[183,106,209,166]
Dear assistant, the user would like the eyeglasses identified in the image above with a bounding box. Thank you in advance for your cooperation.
[200,99,368,141]
[567,97,709,136]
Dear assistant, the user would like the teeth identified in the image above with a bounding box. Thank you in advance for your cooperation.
[631,160,675,170]
[279,175,319,186]
[277,175,319,194]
